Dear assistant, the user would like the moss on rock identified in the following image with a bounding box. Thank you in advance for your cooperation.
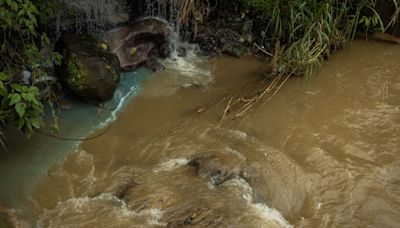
[55,34,121,102]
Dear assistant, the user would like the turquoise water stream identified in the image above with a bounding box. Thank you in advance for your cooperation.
[0,68,150,208]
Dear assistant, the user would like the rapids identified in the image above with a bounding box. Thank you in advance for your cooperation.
[1,40,400,227]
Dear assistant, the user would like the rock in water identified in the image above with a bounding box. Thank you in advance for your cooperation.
[105,18,171,70]
[189,153,246,186]
[55,34,120,102]
[0,205,26,228]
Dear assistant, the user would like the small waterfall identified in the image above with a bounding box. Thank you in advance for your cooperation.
[56,0,127,37]
[142,0,211,37]
[144,0,182,26]
[134,1,213,84]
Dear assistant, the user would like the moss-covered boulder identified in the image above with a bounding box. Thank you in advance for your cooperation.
[55,34,120,102]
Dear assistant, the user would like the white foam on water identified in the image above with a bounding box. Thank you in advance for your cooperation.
[38,193,167,227]
[223,178,253,204]
[76,150,97,194]
[225,147,247,161]
[223,178,293,228]
[153,158,190,173]
[228,129,248,140]
[252,203,293,228]
[160,27,213,86]
[100,76,142,127]
[162,50,212,82]
[146,208,167,226]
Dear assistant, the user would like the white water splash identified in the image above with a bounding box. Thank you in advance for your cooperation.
[226,129,248,140]
[99,71,145,128]
[224,178,293,228]
[38,193,167,227]
[252,203,293,228]
[153,158,190,173]
[225,147,247,161]
[160,27,213,85]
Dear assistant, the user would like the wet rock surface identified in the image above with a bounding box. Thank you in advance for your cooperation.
[107,0,130,26]
[105,18,171,70]
[188,153,246,186]
[0,205,25,228]
[55,34,120,102]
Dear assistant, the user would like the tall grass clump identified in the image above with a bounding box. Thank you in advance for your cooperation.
[243,0,385,79]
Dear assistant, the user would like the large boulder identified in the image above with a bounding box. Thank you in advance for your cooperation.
[105,18,171,70]
[55,34,120,102]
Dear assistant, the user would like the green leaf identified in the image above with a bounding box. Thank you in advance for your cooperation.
[0,72,10,81]
[27,86,39,94]
[10,1,18,11]
[25,118,32,132]
[52,52,63,65]
[15,102,26,118]
[11,84,23,92]
[30,117,42,129]
[2,11,12,26]
[21,92,33,102]
[17,118,25,130]
[0,82,8,97]
[40,33,50,46]
[9,93,21,105]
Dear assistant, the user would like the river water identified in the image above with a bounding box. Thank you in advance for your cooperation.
[1,40,400,227]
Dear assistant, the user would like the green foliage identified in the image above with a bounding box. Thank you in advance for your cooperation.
[66,57,86,88]
[359,13,384,33]
[243,0,385,79]
[0,0,60,137]
[0,71,44,132]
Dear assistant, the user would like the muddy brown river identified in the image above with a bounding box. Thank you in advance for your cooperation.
[2,40,400,227]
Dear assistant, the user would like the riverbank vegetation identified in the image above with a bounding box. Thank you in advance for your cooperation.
[0,0,61,138]
[176,0,398,118]
[0,0,399,143]
[243,0,387,79]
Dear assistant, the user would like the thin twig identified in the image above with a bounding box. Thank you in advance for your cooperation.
[218,96,233,124]
[254,43,274,57]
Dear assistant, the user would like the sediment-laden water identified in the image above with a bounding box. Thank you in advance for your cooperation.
[1,41,400,227]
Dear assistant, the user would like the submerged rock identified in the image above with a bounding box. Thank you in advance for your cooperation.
[55,34,120,102]
[105,18,171,70]
[188,153,246,186]
[145,56,166,72]
[167,208,223,227]
[0,205,26,228]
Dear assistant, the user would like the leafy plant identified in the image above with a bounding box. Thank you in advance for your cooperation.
[359,14,383,35]
[242,0,385,79]
[0,0,60,142]
[0,71,44,132]
[358,1,385,34]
